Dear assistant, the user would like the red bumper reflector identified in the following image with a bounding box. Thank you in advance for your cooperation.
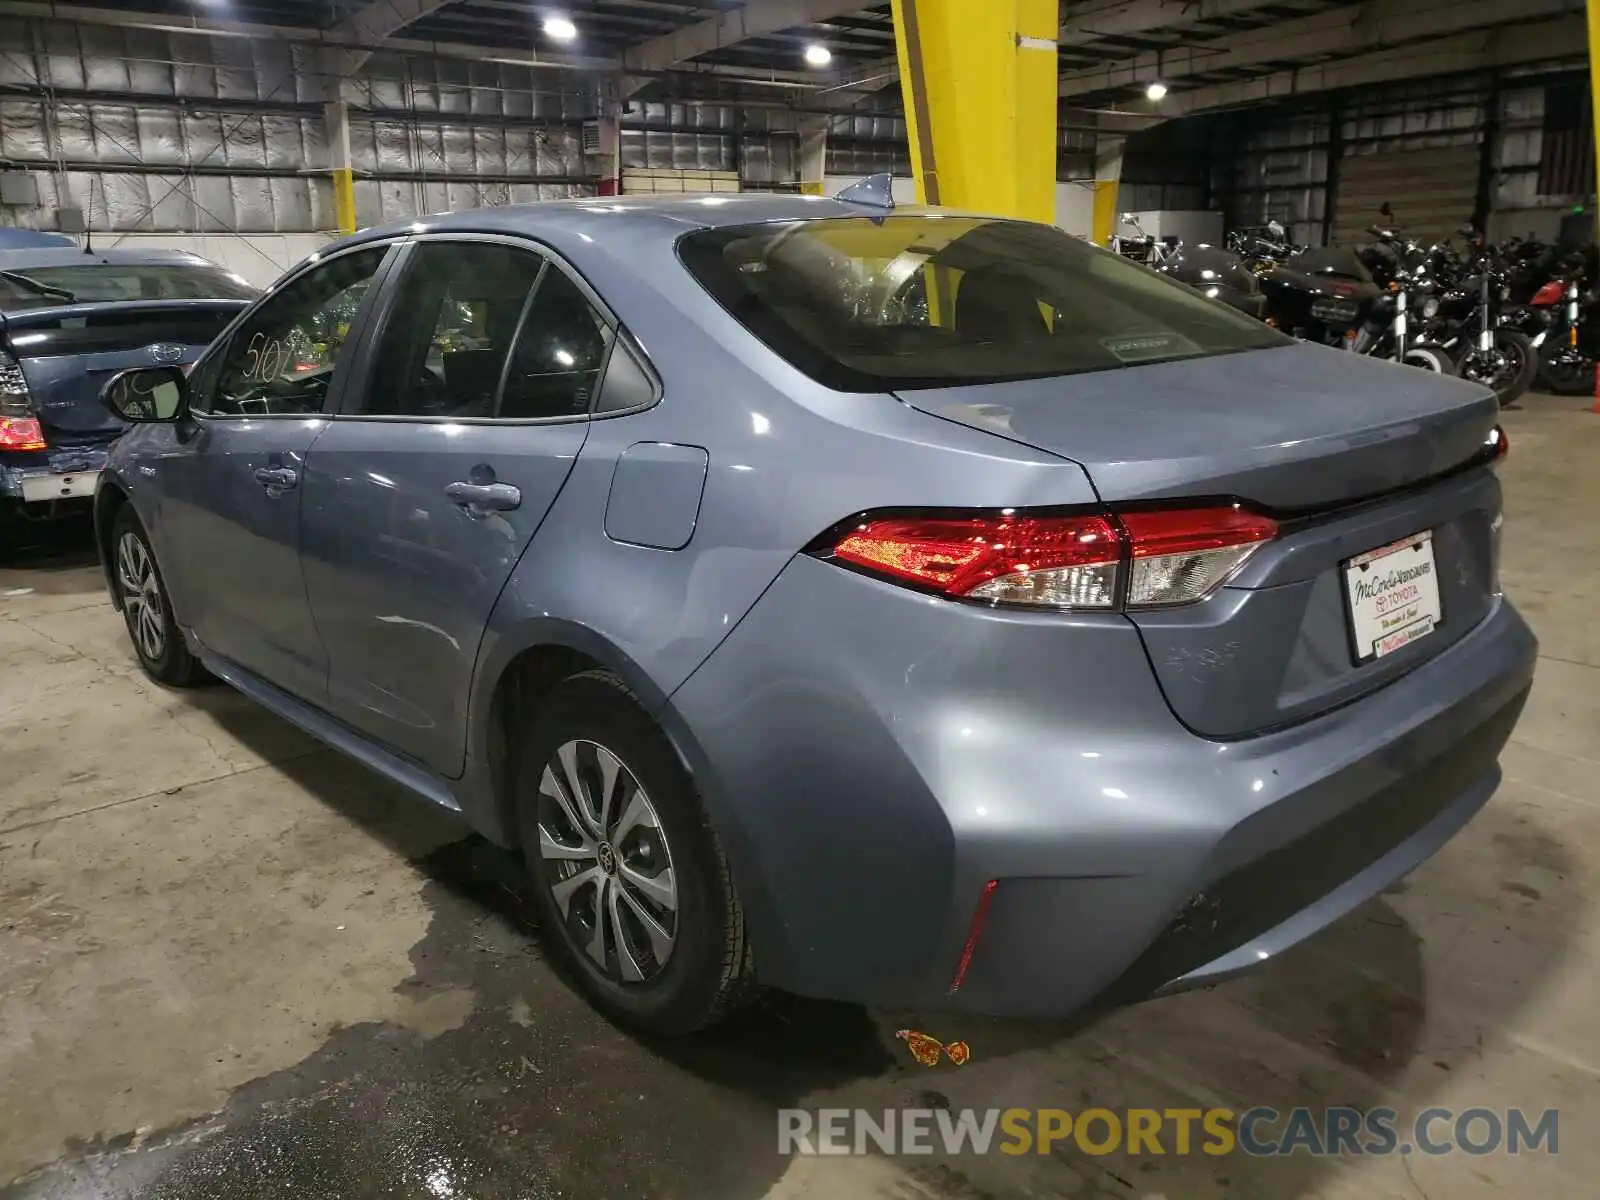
[949,880,998,994]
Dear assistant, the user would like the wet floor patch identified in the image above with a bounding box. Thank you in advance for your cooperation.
[3,836,896,1200]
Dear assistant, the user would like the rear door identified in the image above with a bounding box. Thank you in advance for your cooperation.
[299,236,613,776]
[155,244,394,702]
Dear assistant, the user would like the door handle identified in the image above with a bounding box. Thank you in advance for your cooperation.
[445,480,521,516]
[254,466,298,491]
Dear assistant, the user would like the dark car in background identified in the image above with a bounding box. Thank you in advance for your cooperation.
[1,245,256,543]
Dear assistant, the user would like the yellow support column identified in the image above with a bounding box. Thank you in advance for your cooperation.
[890,0,1058,222]
[324,99,358,236]
[1590,0,1600,235]
[1091,134,1125,247]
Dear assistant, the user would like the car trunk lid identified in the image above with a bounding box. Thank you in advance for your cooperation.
[2,299,244,443]
[896,343,1503,738]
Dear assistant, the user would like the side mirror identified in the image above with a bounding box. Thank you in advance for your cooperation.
[101,366,189,423]
[1379,202,1393,217]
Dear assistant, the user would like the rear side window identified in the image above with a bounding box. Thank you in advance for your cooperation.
[678,216,1288,392]
[361,242,545,419]
[359,241,613,421]
[498,267,613,420]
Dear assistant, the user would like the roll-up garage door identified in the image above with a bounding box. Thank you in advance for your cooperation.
[1332,146,1479,248]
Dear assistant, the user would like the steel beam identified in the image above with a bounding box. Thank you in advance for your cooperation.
[1061,0,1571,98]
[1164,13,1585,115]
[622,0,868,73]
[327,0,453,72]
[1059,0,1282,48]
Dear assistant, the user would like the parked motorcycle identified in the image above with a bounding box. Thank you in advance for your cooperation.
[1158,244,1266,318]
[1411,225,1537,404]
[1530,276,1600,394]
[1253,242,1455,373]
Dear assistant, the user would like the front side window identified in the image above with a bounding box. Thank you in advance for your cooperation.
[202,246,387,416]
[678,216,1289,391]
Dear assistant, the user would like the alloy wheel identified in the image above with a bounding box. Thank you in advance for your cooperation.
[116,531,165,662]
[537,738,678,984]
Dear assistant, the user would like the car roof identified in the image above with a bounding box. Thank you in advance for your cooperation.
[0,247,221,270]
[336,192,968,252]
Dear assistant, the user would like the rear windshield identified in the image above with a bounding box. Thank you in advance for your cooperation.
[0,263,258,310]
[678,216,1287,391]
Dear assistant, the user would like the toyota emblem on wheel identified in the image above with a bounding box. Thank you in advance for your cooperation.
[147,343,185,364]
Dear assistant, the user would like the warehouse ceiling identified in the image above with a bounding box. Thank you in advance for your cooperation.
[14,0,1586,114]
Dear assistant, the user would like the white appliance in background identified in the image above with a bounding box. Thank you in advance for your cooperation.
[1121,210,1225,247]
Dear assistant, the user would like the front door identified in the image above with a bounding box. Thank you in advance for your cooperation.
[300,237,614,774]
[156,244,392,701]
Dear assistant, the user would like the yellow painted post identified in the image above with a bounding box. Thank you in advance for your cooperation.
[1091,134,1124,247]
[324,99,358,236]
[890,0,1058,222]
[1590,0,1600,237]
[331,168,357,236]
[1092,182,1120,247]
[798,114,829,196]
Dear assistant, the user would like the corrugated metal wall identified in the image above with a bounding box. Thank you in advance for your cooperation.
[1332,147,1478,247]
[1180,73,1590,249]
[0,17,822,234]
[1209,110,1330,247]
[1331,79,1485,246]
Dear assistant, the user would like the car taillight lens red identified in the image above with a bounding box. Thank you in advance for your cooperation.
[0,416,47,451]
[814,504,1277,610]
[829,512,1124,607]
[1,350,44,450]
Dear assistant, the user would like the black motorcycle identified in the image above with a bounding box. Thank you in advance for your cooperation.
[1159,244,1266,318]
[1255,245,1455,373]
[1413,228,1538,404]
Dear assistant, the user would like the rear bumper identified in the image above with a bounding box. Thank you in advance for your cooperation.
[1,443,109,513]
[665,555,1537,1015]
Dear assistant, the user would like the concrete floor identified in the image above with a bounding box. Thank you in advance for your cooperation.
[2,393,1597,1199]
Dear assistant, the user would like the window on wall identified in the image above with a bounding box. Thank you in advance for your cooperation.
[1539,82,1594,197]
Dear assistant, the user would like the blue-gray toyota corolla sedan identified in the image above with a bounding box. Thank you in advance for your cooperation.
[91,192,1535,1034]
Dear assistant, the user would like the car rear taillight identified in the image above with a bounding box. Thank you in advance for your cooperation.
[0,350,45,451]
[811,504,1277,611]
[1120,507,1279,606]
[1486,424,1508,465]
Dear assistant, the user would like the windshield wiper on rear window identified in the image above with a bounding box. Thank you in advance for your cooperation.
[0,271,77,303]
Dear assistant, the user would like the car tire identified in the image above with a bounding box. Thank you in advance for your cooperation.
[110,506,208,687]
[516,670,756,1035]
[1398,342,1457,375]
